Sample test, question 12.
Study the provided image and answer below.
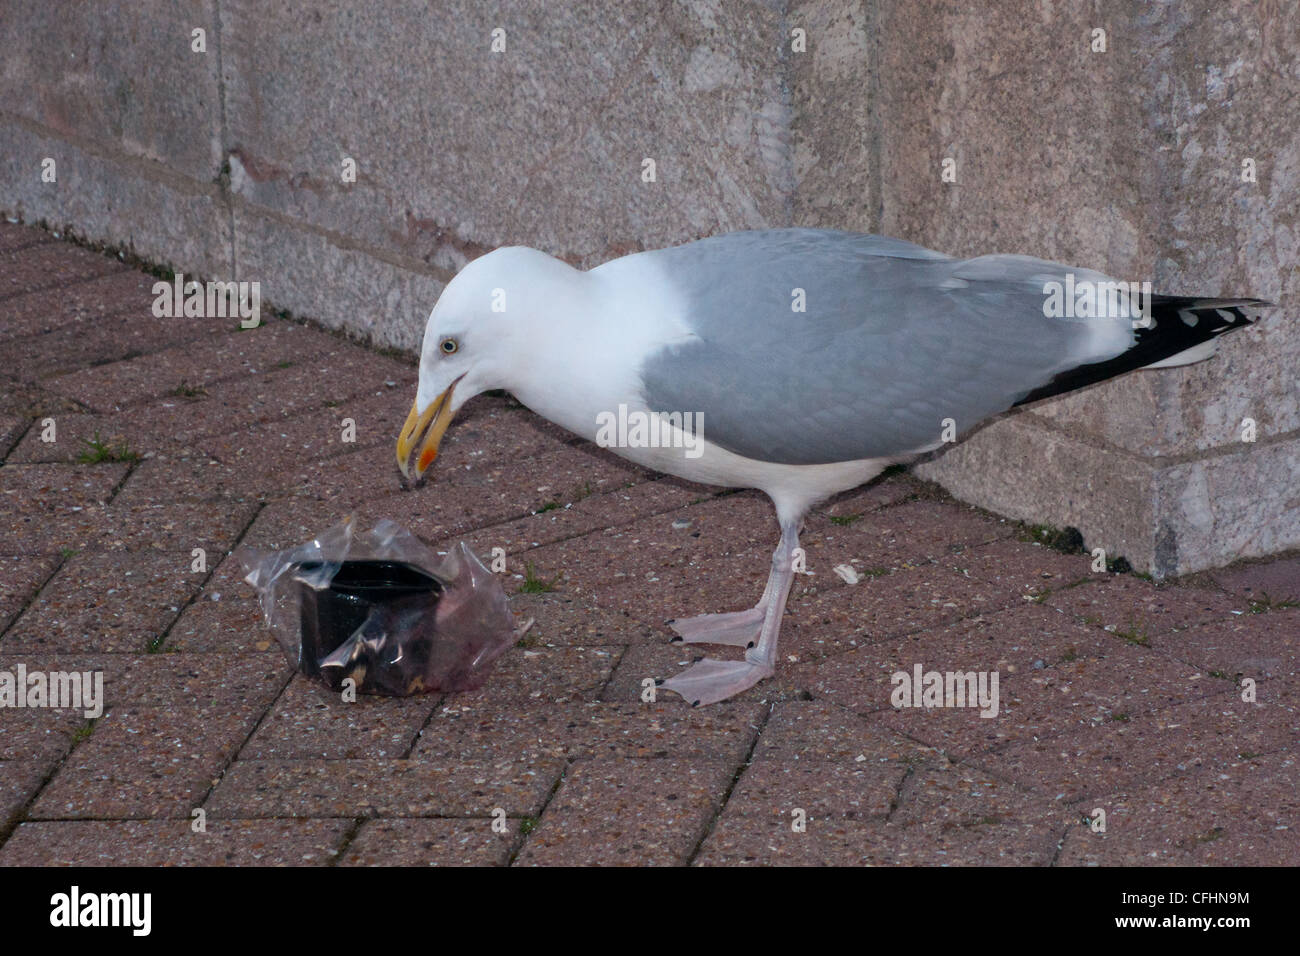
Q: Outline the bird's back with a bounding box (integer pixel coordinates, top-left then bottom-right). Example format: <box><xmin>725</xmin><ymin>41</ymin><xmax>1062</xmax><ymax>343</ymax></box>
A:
<box><xmin>636</xmin><ymin>228</ymin><xmax>1141</xmax><ymax>465</ymax></box>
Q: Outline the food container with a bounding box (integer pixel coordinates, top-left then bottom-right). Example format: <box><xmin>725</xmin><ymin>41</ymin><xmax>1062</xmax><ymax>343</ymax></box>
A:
<box><xmin>241</xmin><ymin>518</ymin><xmax>517</xmax><ymax>696</ymax></box>
<box><xmin>291</xmin><ymin>559</ymin><xmax>441</xmax><ymax>678</ymax></box>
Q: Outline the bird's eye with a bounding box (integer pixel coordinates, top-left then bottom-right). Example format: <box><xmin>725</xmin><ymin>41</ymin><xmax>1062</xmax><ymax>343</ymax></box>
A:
<box><xmin>440</xmin><ymin>338</ymin><xmax>458</xmax><ymax>355</ymax></box>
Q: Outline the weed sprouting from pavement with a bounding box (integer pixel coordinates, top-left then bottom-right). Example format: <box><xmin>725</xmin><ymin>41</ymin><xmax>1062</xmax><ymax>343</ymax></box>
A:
<box><xmin>77</xmin><ymin>432</ymin><xmax>140</xmax><ymax>464</ymax></box>
<box><xmin>519</xmin><ymin>562</ymin><xmax>560</xmax><ymax>594</ymax></box>
<box><xmin>1249</xmin><ymin>592</ymin><xmax>1300</xmax><ymax>613</ymax></box>
<box><xmin>1114</xmin><ymin>618</ymin><xmax>1151</xmax><ymax>647</ymax></box>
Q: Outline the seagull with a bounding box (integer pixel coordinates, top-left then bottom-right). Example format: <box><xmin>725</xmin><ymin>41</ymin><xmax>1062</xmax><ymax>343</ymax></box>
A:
<box><xmin>396</xmin><ymin>228</ymin><xmax>1269</xmax><ymax>706</ymax></box>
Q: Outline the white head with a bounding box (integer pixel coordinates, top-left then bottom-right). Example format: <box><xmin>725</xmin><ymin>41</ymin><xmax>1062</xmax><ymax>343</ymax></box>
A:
<box><xmin>396</xmin><ymin>246</ymin><xmax>579</xmax><ymax>484</ymax></box>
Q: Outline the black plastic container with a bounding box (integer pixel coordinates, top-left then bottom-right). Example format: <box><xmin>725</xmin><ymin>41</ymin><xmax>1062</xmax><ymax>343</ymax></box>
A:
<box><xmin>291</xmin><ymin>559</ymin><xmax>441</xmax><ymax>675</ymax></box>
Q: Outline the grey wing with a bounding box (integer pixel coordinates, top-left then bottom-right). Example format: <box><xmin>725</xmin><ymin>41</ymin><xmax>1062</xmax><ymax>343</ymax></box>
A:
<box><xmin>639</xmin><ymin>229</ymin><xmax>1134</xmax><ymax>465</ymax></box>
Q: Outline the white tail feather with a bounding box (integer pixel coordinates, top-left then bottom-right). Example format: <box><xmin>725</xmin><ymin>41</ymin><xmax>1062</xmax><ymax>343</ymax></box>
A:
<box><xmin>1143</xmin><ymin>339</ymin><xmax>1219</xmax><ymax>369</ymax></box>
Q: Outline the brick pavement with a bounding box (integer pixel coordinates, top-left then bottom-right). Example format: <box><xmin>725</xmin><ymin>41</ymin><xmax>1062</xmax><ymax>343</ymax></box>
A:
<box><xmin>0</xmin><ymin>224</ymin><xmax>1295</xmax><ymax>865</ymax></box>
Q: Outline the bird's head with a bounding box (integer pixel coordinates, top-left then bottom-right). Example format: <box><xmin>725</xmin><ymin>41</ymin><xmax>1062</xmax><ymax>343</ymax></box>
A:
<box><xmin>396</xmin><ymin>246</ymin><xmax>576</xmax><ymax>485</ymax></box>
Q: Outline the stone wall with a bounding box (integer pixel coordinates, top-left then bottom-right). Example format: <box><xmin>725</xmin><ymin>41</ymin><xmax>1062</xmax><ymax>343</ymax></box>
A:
<box><xmin>2</xmin><ymin>0</ymin><xmax>1295</xmax><ymax>575</ymax></box>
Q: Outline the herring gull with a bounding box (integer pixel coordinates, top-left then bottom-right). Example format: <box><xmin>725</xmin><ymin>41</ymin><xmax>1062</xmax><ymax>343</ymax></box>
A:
<box><xmin>396</xmin><ymin>228</ymin><xmax>1269</xmax><ymax>705</ymax></box>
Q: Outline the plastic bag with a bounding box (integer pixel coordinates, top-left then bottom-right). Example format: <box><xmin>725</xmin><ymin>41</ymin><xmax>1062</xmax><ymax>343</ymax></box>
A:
<box><xmin>240</xmin><ymin>517</ymin><xmax>516</xmax><ymax>695</ymax></box>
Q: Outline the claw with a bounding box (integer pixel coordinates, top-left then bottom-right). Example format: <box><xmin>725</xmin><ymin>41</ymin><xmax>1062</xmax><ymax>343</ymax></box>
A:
<box><xmin>658</xmin><ymin>657</ymin><xmax>774</xmax><ymax>707</ymax></box>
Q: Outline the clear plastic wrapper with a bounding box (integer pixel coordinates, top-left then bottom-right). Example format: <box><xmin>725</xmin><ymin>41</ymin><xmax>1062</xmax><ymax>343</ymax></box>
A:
<box><xmin>240</xmin><ymin>518</ymin><xmax>516</xmax><ymax>695</ymax></box>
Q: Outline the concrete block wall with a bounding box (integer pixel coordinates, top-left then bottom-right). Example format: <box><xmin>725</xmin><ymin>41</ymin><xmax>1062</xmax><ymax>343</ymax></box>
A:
<box><xmin>2</xmin><ymin>0</ymin><xmax>1295</xmax><ymax>576</ymax></box>
<box><xmin>861</xmin><ymin>0</ymin><xmax>1299</xmax><ymax>576</ymax></box>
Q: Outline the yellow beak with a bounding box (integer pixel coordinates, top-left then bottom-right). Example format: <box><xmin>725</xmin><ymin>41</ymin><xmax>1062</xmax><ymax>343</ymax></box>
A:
<box><xmin>396</xmin><ymin>379</ymin><xmax>460</xmax><ymax>483</ymax></box>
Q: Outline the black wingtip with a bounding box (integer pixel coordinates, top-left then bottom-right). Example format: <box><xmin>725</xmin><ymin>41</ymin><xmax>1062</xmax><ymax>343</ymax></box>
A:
<box><xmin>1015</xmin><ymin>293</ymin><xmax>1272</xmax><ymax>407</ymax></box>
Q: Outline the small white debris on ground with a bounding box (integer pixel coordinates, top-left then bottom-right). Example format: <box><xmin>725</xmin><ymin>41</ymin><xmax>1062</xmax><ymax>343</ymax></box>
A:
<box><xmin>833</xmin><ymin>564</ymin><xmax>860</xmax><ymax>584</ymax></box>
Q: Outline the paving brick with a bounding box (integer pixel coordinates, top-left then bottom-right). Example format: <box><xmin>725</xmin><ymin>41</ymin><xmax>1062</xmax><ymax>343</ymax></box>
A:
<box><xmin>236</xmin><ymin>494</ymin><xmax>349</xmax><ymax>551</ymax></box>
<box><xmin>0</xmin><ymin>696</ymin><xmax>90</xmax><ymax>764</ymax></box>
<box><xmin>0</xmin><ymin>552</ymin><xmax>60</xmax><ymax>633</ymax></box>
<box><xmin>803</xmin><ymin>500</ymin><xmax>1016</xmax><ymax>576</ymax></box>
<box><xmin>0</xmin><ymin>652</ymin><xmax>285</xmax><ymax>717</ymax></box>
<box><xmin>0</xmin><ymin>376</ymin><xmax>84</xmax><ymax>420</ymax></box>
<box><xmin>876</xmin><ymin>643</ymin><xmax>1215</xmax><ymax>758</ymax></box>
<box><xmin>0</xmin><ymin>818</ymin><xmax>353</xmax><ymax>866</ymax></box>
<box><xmin>0</xmin><ymin>759</ymin><xmax>50</xmax><ymax>832</ymax></box>
<box><xmin>163</xmin><ymin>552</ymin><xmax>279</xmax><ymax>653</ymax></box>
<box><xmin>86</xmin><ymin>348</ymin><xmax>412</xmax><ymax>449</ymax></box>
<box><xmin>1045</xmin><ymin>574</ymin><xmax>1251</xmax><ymax>636</ymax></box>
<box><xmin>891</xmin><ymin>760</ymin><xmax>1075</xmax><ymax>829</ymax></box>
<box><xmin>753</xmin><ymin>700</ymin><xmax>938</xmax><ymax>763</ymax></box>
<box><xmin>369</xmin><ymin>443</ymin><xmax>655</xmax><ymax>548</ymax></box>
<box><xmin>193</xmin><ymin>383</ymin><xmax>412</xmax><ymax>465</ymax></box>
<box><xmin>797</xmin><ymin>603</ymin><xmax>1119</xmax><ymax>714</ymax></box>
<box><xmin>21</xmin><ymin>365</ymin><xmax>379</xmax><ymax>477</ymax></box>
<box><xmin>0</xmin><ymin>654</ymin><xmax>127</xmax><ymax>732</ymax></box>
<box><xmin>975</xmin><ymin>683</ymin><xmax>1299</xmax><ymax>803</ymax></box>
<box><xmin>29</xmin><ymin>703</ymin><xmax>267</xmax><ymax>819</ymax></box>
<box><xmin>413</xmin><ymin>698</ymin><xmax>765</xmax><ymax>764</ymax></box>
<box><xmin>515</xmin><ymin>758</ymin><xmax>734</xmax><ymax>865</ymax></box>
<box><xmin>813</xmin><ymin>472</ymin><xmax>918</xmax><ymax>517</ymax></box>
<box><xmin>1212</xmin><ymin>556</ymin><xmax>1300</xmax><ymax>604</ymax></box>
<box><xmin>260</xmin><ymin>348</ymin><xmax>415</xmax><ymax>412</ymax></box>
<box><xmin>780</xmin><ymin>562</ymin><xmax>1023</xmax><ymax>664</ymax></box>
<box><xmin>296</xmin><ymin>398</ymin><xmax>572</xmax><ymax>506</ymax></box>
<box><xmin>727</xmin><ymin>758</ymin><xmax>904</xmax><ymax>823</ymax></box>
<box><xmin>695</xmin><ymin>811</ymin><xmax>1065</xmax><ymax>865</ymax></box>
<box><xmin>498</xmin><ymin>592</ymin><xmax>659</xmax><ymax>646</ymax></box>
<box><xmin>0</xmin><ymin>417</ymin><xmax>28</xmax><ymax>458</ymax></box>
<box><xmin>3</xmin><ymin>238</ymin><xmax>1297</xmax><ymax>868</ymax></box>
<box><xmin>241</xmin><ymin>439</ymin><xmax>648</xmax><ymax>549</ymax></box>
<box><xmin>4</xmin><ymin>413</ymin><xmax>180</xmax><ymax>464</ymax></box>
<box><xmin>693</xmin><ymin>810</ymin><xmax>882</xmax><ymax>865</ymax></box>
<box><xmin>944</xmin><ymin>536</ymin><xmax>1095</xmax><ymax>599</ymax></box>
<box><xmin>9</xmin><ymin>307</ymin><xmax>230</xmax><ymax>381</ymax></box>
<box><xmin>112</xmin><ymin>653</ymin><xmax>289</xmax><ymax>710</ymax></box>
<box><xmin>0</xmin><ymin>222</ymin><xmax>49</xmax><ymax>253</ymax></box>
<box><xmin>445</xmin><ymin>645</ymin><xmax>619</xmax><ymax>705</ymax></box>
<box><xmin>0</xmin><ymin>461</ymin><xmax>129</xmax><ymax>515</ymax></box>
<box><xmin>204</xmin><ymin>759</ymin><xmax>565</xmax><ymax>818</ymax></box>
<box><xmin>0</xmin><ymin>269</ymin><xmax>160</xmax><ymax>341</ymax></box>
<box><xmin>437</xmin><ymin>476</ymin><xmax>701</xmax><ymax>563</ymax></box>
<box><xmin>241</xmin><ymin>678</ymin><xmax>438</xmax><ymax>759</ymax></box>
<box><xmin>518</xmin><ymin>493</ymin><xmax>786</xmax><ymax>625</ymax></box>
<box><xmin>109</xmin><ymin>422</ymin><xmax>399</xmax><ymax>507</ymax></box>
<box><xmin>0</xmin><ymin>242</ymin><xmax>122</xmax><ymax>299</ymax></box>
<box><xmin>92</xmin><ymin>355</ymin><xmax>376</xmax><ymax>446</ymax></box>
<box><xmin>271</xmin><ymin>442</ymin><xmax>412</xmax><ymax>504</ymax></box>
<box><xmin>47</xmin><ymin>320</ymin><xmax>342</xmax><ymax>412</ymax></box>
<box><xmin>108</xmin><ymin>455</ymin><xmax>280</xmax><ymax>504</ymax></box>
<box><xmin>0</xmin><ymin>498</ymin><xmax>259</xmax><ymax>555</ymax></box>
<box><xmin>3</xmin><ymin>549</ymin><xmax>201</xmax><ymax>653</ymax></box>
<box><xmin>1154</xmin><ymin>609</ymin><xmax>1300</xmax><ymax>680</ymax></box>
<box><xmin>1057</xmin><ymin>751</ymin><xmax>1300</xmax><ymax>865</ymax></box>
<box><xmin>339</xmin><ymin>818</ymin><xmax>514</xmax><ymax>866</ymax></box>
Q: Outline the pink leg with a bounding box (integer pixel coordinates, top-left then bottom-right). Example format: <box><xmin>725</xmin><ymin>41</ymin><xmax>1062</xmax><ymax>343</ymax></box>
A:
<box><xmin>659</xmin><ymin>523</ymin><xmax>799</xmax><ymax>706</ymax></box>
<box><xmin>668</xmin><ymin>545</ymin><xmax>786</xmax><ymax>647</ymax></box>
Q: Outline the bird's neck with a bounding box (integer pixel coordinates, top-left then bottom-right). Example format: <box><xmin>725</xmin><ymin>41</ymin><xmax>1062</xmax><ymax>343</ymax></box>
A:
<box><xmin>506</xmin><ymin>253</ymin><xmax>693</xmax><ymax>443</ymax></box>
